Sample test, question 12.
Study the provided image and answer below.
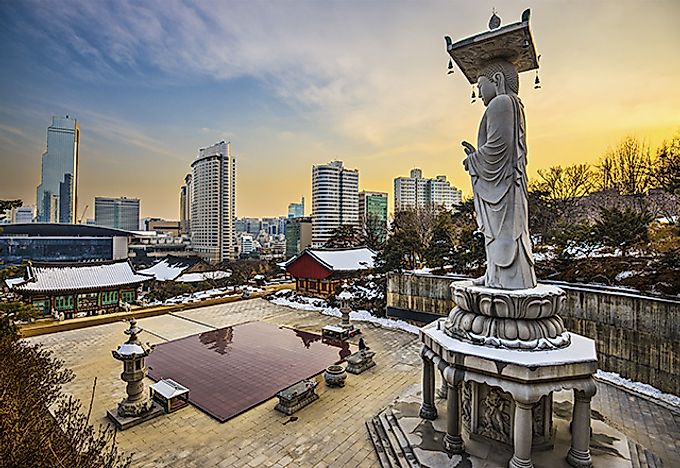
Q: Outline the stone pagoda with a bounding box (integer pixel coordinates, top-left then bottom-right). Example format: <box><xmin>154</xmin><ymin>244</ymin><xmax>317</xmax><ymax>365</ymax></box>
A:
<box><xmin>418</xmin><ymin>9</ymin><xmax>598</xmax><ymax>468</ymax></box>
<box><xmin>107</xmin><ymin>318</ymin><xmax>163</xmax><ymax>430</ymax></box>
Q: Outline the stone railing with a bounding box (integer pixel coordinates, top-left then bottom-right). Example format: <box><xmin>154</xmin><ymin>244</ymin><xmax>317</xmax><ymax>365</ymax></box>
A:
<box><xmin>386</xmin><ymin>271</ymin><xmax>680</xmax><ymax>396</ymax></box>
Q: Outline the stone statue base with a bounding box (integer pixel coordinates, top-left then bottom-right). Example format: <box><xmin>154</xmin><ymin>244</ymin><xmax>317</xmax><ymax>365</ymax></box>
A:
<box><xmin>419</xmin><ymin>320</ymin><xmax>598</xmax><ymax>468</ymax></box>
<box><xmin>117</xmin><ymin>395</ymin><xmax>154</xmax><ymax>418</ymax></box>
<box><xmin>463</xmin><ymin>381</ymin><xmax>554</xmax><ymax>451</ymax></box>
<box><xmin>444</xmin><ymin>280</ymin><xmax>571</xmax><ymax>350</ymax></box>
<box><xmin>346</xmin><ymin>350</ymin><xmax>376</xmax><ymax>374</ymax></box>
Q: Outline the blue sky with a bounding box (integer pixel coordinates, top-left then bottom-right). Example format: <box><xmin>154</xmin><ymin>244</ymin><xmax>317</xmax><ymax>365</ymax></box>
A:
<box><xmin>1</xmin><ymin>1</ymin><xmax>679</xmax><ymax>219</ymax></box>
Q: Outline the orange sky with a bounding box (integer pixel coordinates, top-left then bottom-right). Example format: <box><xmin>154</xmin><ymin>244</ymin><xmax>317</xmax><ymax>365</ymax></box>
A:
<box><xmin>1</xmin><ymin>1</ymin><xmax>679</xmax><ymax>220</ymax></box>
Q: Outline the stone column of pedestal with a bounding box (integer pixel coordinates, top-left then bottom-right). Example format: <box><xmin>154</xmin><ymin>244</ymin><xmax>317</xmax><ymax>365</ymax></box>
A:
<box><xmin>566</xmin><ymin>386</ymin><xmax>596</xmax><ymax>468</ymax></box>
<box><xmin>437</xmin><ymin>371</ymin><xmax>448</xmax><ymax>399</ymax></box>
<box><xmin>419</xmin><ymin>348</ymin><xmax>437</xmax><ymax>420</ymax></box>
<box><xmin>444</xmin><ymin>378</ymin><xmax>465</xmax><ymax>454</ymax></box>
<box><xmin>509</xmin><ymin>400</ymin><xmax>534</xmax><ymax>468</ymax></box>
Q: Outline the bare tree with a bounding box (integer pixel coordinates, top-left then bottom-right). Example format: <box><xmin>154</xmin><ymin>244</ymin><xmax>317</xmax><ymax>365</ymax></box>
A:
<box><xmin>532</xmin><ymin>163</ymin><xmax>594</xmax><ymax>220</ymax></box>
<box><xmin>596</xmin><ymin>137</ymin><xmax>653</xmax><ymax>197</ymax></box>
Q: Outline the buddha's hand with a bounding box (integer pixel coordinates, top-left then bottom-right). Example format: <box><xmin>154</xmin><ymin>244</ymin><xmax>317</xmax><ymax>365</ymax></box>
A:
<box><xmin>462</xmin><ymin>141</ymin><xmax>476</xmax><ymax>155</ymax></box>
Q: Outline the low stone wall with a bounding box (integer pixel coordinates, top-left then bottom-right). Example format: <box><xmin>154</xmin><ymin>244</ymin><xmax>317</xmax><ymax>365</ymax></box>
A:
<box><xmin>387</xmin><ymin>272</ymin><xmax>680</xmax><ymax>396</ymax></box>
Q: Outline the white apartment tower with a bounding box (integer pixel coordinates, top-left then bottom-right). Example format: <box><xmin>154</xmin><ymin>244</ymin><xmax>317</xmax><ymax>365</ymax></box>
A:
<box><xmin>394</xmin><ymin>168</ymin><xmax>462</xmax><ymax>212</ymax></box>
<box><xmin>190</xmin><ymin>141</ymin><xmax>236</xmax><ymax>263</ymax></box>
<box><xmin>311</xmin><ymin>160</ymin><xmax>359</xmax><ymax>247</ymax></box>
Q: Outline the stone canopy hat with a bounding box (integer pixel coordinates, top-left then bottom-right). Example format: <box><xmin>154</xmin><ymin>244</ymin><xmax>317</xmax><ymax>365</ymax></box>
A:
<box><xmin>445</xmin><ymin>9</ymin><xmax>539</xmax><ymax>85</ymax></box>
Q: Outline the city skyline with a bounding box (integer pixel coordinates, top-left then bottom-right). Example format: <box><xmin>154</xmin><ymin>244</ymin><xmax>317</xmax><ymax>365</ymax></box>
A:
<box><xmin>1</xmin><ymin>1</ymin><xmax>679</xmax><ymax>220</ymax></box>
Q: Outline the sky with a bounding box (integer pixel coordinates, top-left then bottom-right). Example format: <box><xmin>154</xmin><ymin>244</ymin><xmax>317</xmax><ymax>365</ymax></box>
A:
<box><xmin>0</xmin><ymin>0</ymin><xmax>679</xmax><ymax>220</ymax></box>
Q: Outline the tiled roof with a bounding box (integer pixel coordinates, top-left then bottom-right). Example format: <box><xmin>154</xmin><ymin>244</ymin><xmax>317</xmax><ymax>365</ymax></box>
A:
<box><xmin>286</xmin><ymin>247</ymin><xmax>376</xmax><ymax>272</ymax></box>
<box><xmin>9</xmin><ymin>260</ymin><xmax>152</xmax><ymax>293</ymax></box>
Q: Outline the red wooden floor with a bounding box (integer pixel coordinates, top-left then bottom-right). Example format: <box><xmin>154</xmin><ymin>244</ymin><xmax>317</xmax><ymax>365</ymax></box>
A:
<box><xmin>146</xmin><ymin>321</ymin><xmax>352</xmax><ymax>422</ymax></box>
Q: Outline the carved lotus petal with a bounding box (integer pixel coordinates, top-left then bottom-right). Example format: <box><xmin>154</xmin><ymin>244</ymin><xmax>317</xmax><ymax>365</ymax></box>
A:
<box><xmin>493</xmin><ymin>297</ymin><xmax>511</xmax><ymax>318</ymax></box>
<box><xmin>478</xmin><ymin>296</ymin><xmax>493</xmax><ymax>315</ymax></box>
<box><xmin>525</xmin><ymin>298</ymin><xmax>553</xmax><ymax>318</ymax></box>
<box><xmin>504</xmin><ymin>320</ymin><xmax>518</xmax><ymax>340</ymax></box>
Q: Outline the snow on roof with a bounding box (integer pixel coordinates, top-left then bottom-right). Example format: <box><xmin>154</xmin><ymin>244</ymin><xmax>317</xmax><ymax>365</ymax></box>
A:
<box><xmin>4</xmin><ymin>277</ymin><xmax>24</xmax><ymax>289</ymax></box>
<box><xmin>150</xmin><ymin>379</ymin><xmax>189</xmax><ymax>399</ymax></box>
<box><xmin>175</xmin><ymin>270</ymin><xmax>232</xmax><ymax>283</ymax></box>
<box><xmin>115</xmin><ymin>342</ymin><xmax>146</xmax><ymax>357</ymax></box>
<box><xmin>307</xmin><ymin>247</ymin><xmax>376</xmax><ymax>271</ymax></box>
<box><xmin>138</xmin><ymin>258</ymin><xmax>188</xmax><ymax>281</ymax></box>
<box><xmin>10</xmin><ymin>260</ymin><xmax>152</xmax><ymax>293</ymax></box>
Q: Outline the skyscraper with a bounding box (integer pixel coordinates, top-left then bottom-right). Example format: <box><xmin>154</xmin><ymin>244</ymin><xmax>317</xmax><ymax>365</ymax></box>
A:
<box><xmin>179</xmin><ymin>173</ymin><xmax>192</xmax><ymax>235</ymax></box>
<box><xmin>287</xmin><ymin>196</ymin><xmax>305</xmax><ymax>219</ymax></box>
<box><xmin>359</xmin><ymin>191</ymin><xmax>388</xmax><ymax>244</ymax></box>
<box><xmin>36</xmin><ymin>115</ymin><xmax>80</xmax><ymax>223</ymax></box>
<box><xmin>394</xmin><ymin>168</ymin><xmax>462</xmax><ymax>212</ymax></box>
<box><xmin>311</xmin><ymin>160</ymin><xmax>359</xmax><ymax>247</ymax></box>
<box><xmin>94</xmin><ymin>197</ymin><xmax>140</xmax><ymax>231</ymax></box>
<box><xmin>190</xmin><ymin>141</ymin><xmax>236</xmax><ymax>263</ymax></box>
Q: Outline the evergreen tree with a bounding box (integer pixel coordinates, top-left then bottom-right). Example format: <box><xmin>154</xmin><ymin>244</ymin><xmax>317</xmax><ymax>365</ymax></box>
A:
<box><xmin>377</xmin><ymin>210</ymin><xmax>424</xmax><ymax>271</ymax></box>
<box><xmin>324</xmin><ymin>224</ymin><xmax>362</xmax><ymax>249</ymax></box>
<box><xmin>424</xmin><ymin>210</ymin><xmax>456</xmax><ymax>269</ymax></box>
<box><xmin>594</xmin><ymin>207</ymin><xmax>653</xmax><ymax>257</ymax></box>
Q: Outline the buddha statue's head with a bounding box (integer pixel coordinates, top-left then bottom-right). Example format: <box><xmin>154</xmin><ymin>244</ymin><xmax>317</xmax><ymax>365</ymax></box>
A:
<box><xmin>477</xmin><ymin>59</ymin><xmax>519</xmax><ymax>106</ymax></box>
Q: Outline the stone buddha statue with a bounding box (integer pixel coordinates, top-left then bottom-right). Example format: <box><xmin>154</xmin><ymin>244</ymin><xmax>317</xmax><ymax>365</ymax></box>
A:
<box><xmin>461</xmin><ymin>59</ymin><xmax>537</xmax><ymax>290</ymax></box>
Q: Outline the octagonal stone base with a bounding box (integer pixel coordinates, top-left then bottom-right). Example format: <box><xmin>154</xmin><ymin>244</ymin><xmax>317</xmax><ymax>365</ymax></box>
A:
<box><xmin>444</xmin><ymin>280</ymin><xmax>571</xmax><ymax>350</ymax></box>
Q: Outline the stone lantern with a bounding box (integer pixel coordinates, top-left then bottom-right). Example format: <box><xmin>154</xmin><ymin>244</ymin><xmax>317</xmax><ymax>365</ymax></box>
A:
<box><xmin>337</xmin><ymin>283</ymin><xmax>354</xmax><ymax>330</ymax></box>
<box><xmin>107</xmin><ymin>318</ymin><xmax>162</xmax><ymax>429</ymax></box>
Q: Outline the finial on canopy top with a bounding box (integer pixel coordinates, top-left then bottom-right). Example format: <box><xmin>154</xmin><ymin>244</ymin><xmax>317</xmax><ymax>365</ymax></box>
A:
<box><xmin>489</xmin><ymin>8</ymin><xmax>501</xmax><ymax>30</ymax></box>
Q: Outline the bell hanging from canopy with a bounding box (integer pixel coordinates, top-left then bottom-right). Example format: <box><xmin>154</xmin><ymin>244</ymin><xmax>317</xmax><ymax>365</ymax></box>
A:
<box><xmin>471</xmin><ymin>86</ymin><xmax>476</xmax><ymax>104</ymax></box>
<box><xmin>447</xmin><ymin>59</ymin><xmax>454</xmax><ymax>75</ymax></box>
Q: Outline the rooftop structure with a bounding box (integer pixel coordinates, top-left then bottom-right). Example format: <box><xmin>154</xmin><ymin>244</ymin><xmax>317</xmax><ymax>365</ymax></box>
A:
<box><xmin>284</xmin><ymin>246</ymin><xmax>376</xmax><ymax>297</ymax></box>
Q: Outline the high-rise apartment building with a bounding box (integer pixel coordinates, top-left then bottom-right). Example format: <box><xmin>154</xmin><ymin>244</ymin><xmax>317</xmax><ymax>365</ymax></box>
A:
<box><xmin>394</xmin><ymin>168</ymin><xmax>462</xmax><ymax>212</ymax></box>
<box><xmin>179</xmin><ymin>173</ymin><xmax>192</xmax><ymax>235</ymax></box>
<box><xmin>288</xmin><ymin>197</ymin><xmax>305</xmax><ymax>218</ymax></box>
<box><xmin>12</xmin><ymin>206</ymin><xmax>34</xmax><ymax>224</ymax></box>
<box><xmin>359</xmin><ymin>191</ymin><xmax>388</xmax><ymax>243</ymax></box>
<box><xmin>190</xmin><ymin>141</ymin><xmax>236</xmax><ymax>263</ymax></box>
<box><xmin>36</xmin><ymin>115</ymin><xmax>80</xmax><ymax>223</ymax></box>
<box><xmin>311</xmin><ymin>160</ymin><xmax>359</xmax><ymax>247</ymax></box>
<box><xmin>94</xmin><ymin>197</ymin><xmax>140</xmax><ymax>231</ymax></box>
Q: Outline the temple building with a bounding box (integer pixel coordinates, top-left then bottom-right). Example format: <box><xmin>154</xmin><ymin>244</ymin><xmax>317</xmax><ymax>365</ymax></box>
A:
<box><xmin>6</xmin><ymin>259</ymin><xmax>152</xmax><ymax>319</ymax></box>
<box><xmin>284</xmin><ymin>247</ymin><xmax>375</xmax><ymax>297</ymax></box>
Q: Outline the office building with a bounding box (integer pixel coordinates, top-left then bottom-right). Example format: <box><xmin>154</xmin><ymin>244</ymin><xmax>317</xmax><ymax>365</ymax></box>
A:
<box><xmin>394</xmin><ymin>168</ymin><xmax>462</xmax><ymax>212</ymax></box>
<box><xmin>12</xmin><ymin>206</ymin><xmax>34</xmax><ymax>224</ymax></box>
<box><xmin>179</xmin><ymin>173</ymin><xmax>192</xmax><ymax>235</ymax></box>
<box><xmin>36</xmin><ymin>115</ymin><xmax>80</xmax><ymax>223</ymax></box>
<box><xmin>359</xmin><ymin>191</ymin><xmax>388</xmax><ymax>243</ymax></box>
<box><xmin>311</xmin><ymin>160</ymin><xmax>359</xmax><ymax>247</ymax></box>
<box><xmin>95</xmin><ymin>197</ymin><xmax>140</xmax><ymax>231</ymax></box>
<box><xmin>288</xmin><ymin>197</ymin><xmax>305</xmax><ymax>218</ymax></box>
<box><xmin>145</xmin><ymin>219</ymin><xmax>181</xmax><ymax>236</ymax></box>
<box><xmin>190</xmin><ymin>141</ymin><xmax>236</xmax><ymax>263</ymax></box>
<box><xmin>285</xmin><ymin>216</ymin><xmax>313</xmax><ymax>259</ymax></box>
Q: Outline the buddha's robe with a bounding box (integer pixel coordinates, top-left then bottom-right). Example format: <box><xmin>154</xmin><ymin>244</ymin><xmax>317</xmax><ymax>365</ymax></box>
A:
<box><xmin>465</xmin><ymin>93</ymin><xmax>537</xmax><ymax>290</ymax></box>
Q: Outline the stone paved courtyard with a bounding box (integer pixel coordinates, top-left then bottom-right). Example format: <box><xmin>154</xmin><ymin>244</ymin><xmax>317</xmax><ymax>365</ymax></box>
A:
<box><xmin>28</xmin><ymin>298</ymin><xmax>679</xmax><ymax>467</ymax></box>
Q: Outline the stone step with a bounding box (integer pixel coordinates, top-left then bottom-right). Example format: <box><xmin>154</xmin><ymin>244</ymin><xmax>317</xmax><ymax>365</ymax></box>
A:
<box><xmin>386</xmin><ymin>410</ymin><xmax>420</xmax><ymax>468</ymax></box>
<box><xmin>372</xmin><ymin>415</ymin><xmax>405</xmax><ymax>468</ymax></box>
<box><xmin>627</xmin><ymin>439</ymin><xmax>664</xmax><ymax>468</ymax></box>
<box><xmin>366</xmin><ymin>418</ymin><xmax>393</xmax><ymax>468</ymax></box>
<box><xmin>377</xmin><ymin>411</ymin><xmax>419</xmax><ymax>468</ymax></box>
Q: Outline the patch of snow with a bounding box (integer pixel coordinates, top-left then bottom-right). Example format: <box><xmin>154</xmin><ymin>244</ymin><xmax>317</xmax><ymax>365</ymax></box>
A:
<box><xmin>175</xmin><ymin>270</ymin><xmax>231</xmax><ymax>283</ymax></box>
<box><xmin>138</xmin><ymin>259</ymin><xmax>186</xmax><ymax>281</ymax></box>
<box><xmin>614</xmin><ymin>271</ymin><xmax>635</xmax><ymax>281</ymax></box>
<box><xmin>596</xmin><ymin>370</ymin><xmax>680</xmax><ymax>409</ymax></box>
<box><xmin>269</xmin><ymin>290</ymin><xmax>420</xmax><ymax>335</ymax></box>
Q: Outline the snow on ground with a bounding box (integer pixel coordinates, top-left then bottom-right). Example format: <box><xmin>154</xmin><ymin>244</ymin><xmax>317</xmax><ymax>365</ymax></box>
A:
<box><xmin>268</xmin><ymin>289</ymin><xmax>420</xmax><ymax>335</ymax></box>
<box><xmin>596</xmin><ymin>370</ymin><xmax>680</xmax><ymax>409</ymax></box>
<box><xmin>614</xmin><ymin>270</ymin><xmax>635</xmax><ymax>281</ymax></box>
